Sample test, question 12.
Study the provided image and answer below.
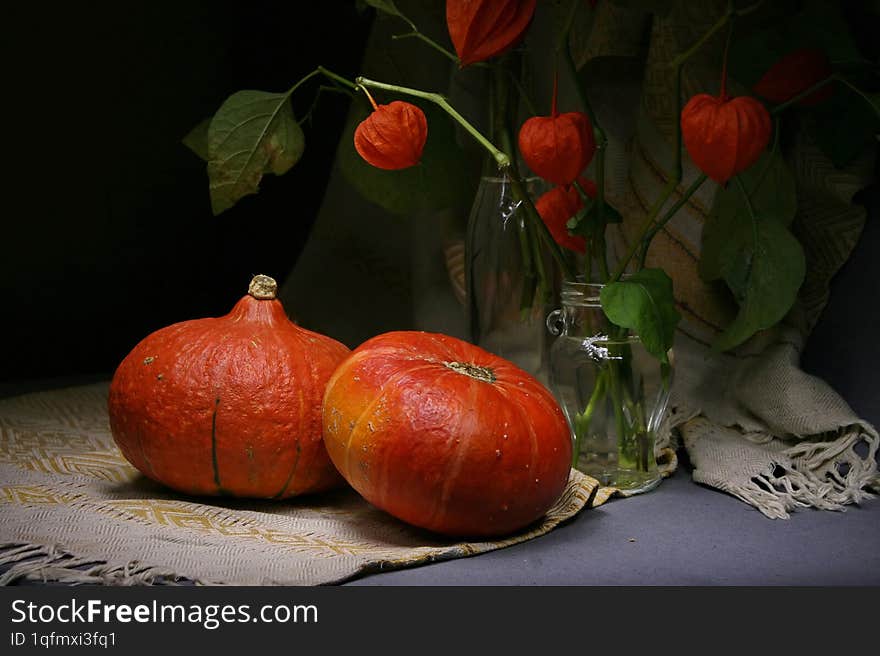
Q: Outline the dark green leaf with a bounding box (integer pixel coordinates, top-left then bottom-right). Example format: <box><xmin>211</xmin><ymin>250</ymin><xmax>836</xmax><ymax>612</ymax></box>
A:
<box><xmin>338</xmin><ymin>99</ymin><xmax>476</xmax><ymax>216</ymax></box>
<box><xmin>183</xmin><ymin>117</ymin><xmax>211</xmax><ymax>161</ymax></box>
<box><xmin>206</xmin><ymin>90</ymin><xmax>305</xmax><ymax>215</ymax></box>
<box><xmin>600</xmin><ymin>268</ymin><xmax>681</xmax><ymax>364</ymax></box>
<box><xmin>700</xmin><ymin>150</ymin><xmax>797</xmax><ymax>282</ymax></box>
<box><xmin>713</xmin><ymin>219</ymin><xmax>806</xmax><ymax>351</ymax></box>
<box><xmin>567</xmin><ymin>198</ymin><xmax>623</xmax><ymax>239</ymax></box>
<box><xmin>362</xmin><ymin>0</ymin><xmax>405</xmax><ymax>19</ymax></box>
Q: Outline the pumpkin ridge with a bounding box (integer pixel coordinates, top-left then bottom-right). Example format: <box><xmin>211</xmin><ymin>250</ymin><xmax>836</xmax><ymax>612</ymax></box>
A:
<box><xmin>273</xmin><ymin>442</ymin><xmax>302</xmax><ymax>499</ymax></box>
<box><xmin>210</xmin><ymin>397</ymin><xmax>227</xmax><ymax>494</ymax></box>
<box><xmin>430</xmin><ymin>373</ymin><xmax>480</xmax><ymax>529</ymax></box>
<box><xmin>342</xmin><ymin>362</ymin><xmax>439</xmax><ymax>478</ymax></box>
<box><xmin>492</xmin><ymin>380</ymin><xmax>540</xmax><ymax>479</ymax></box>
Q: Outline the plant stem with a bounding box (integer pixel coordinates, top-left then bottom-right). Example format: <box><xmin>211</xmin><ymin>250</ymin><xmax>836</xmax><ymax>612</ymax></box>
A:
<box><xmin>560</xmin><ymin>0</ymin><xmax>608</xmax><ymax>283</ymax></box>
<box><xmin>610</xmin><ymin>4</ymin><xmax>737</xmax><ymax>282</ymax></box>
<box><xmin>391</xmin><ymin>32</ymin><xmax>459</xmax><ymax>64</ymax></box>
<box><xmin>638</xmin><ymin>174</ymin><xmax>708</xmax><ymax>268</ymax></box>
<box><xmin>735</xmin><ymin>174</ymin><xmax>760</xmax><ymax>249</ymax></box>
<box><xmin>769</xmin><ymin>74</ymin><xmax>837</xmax><ymax>115</ymax></box>
<box><xmin>669</xmin><ymin>7</ymin><xmax>733</xmax><ymax>71</ymax></box>
<box><xmin>837</xmin><ymin>77</ymin><xmax>880</xmax><ymax>119</ymax></box>
<box><xmin>356</xmin><ymin>76</ymin><xmax>511</xmax><ymax>169</ymax></box>
<box><xmin>315</xmin><ymin>66</ymin><xmax>358</xmax><ymax>91</ymax></box>
<box><xmin>574</xmin><ymin>369</ymin><xmax>607</xmax><ymax>467</ymax></box>
<box><xmin>508</xmin><ymin>171</ymin><xmax>577</xmax><ymax>280</ymax></box>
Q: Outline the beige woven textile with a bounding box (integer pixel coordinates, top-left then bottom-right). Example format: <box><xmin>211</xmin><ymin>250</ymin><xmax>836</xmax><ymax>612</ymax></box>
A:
<box><xmin>0</xmin><ymin>383</ymin><xmax>604</xmax><ymax>586</ymax></box>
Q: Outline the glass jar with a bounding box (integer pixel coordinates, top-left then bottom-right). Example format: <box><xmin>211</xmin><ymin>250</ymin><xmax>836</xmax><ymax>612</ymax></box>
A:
<box><xmin>547</xmin><ymin>280</ymin><xmax>672</xmax><ymax>493</ymax></box>
<box><xmin>465</xmin><ymin>174</ymin><xmax>556</xmax><ymax>382</ymax></box>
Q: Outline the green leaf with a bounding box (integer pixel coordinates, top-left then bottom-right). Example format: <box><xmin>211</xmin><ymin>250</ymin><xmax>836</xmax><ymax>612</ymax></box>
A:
<box><xmin>206</xmin><ymin>90</ymin><xmax>305</xmax><ymax>215</ymax></box>
<box><xmin>600</xmin><ymin>268</ymin><xmax>681</xmax><ymax>364</ymax></box>
<box><xmin>700</xmin><ymin>149</ymin><xmax>797</xmax><ymax>282</ymax></box>
<box><xmin>713</xmin><ymin>219</ymin><xmax>806</xmax><ymax>351</ymax></box>
<box><xmin>361</xmin><ymin>0</ymin><xmax>405</xmax><ymax>19</ymax></box>
<box><xmin>567</xmin><ymin>198</ymin><xmax>623</xmax><ymax>240</ymax></box>
<box><xmin>183</xmin><ymin>117</ymin><xmax>211</xmax><ymax>161</ymax></box>
<box><xmin>338</xmin><ymin>99</ymin><xmax>476</xmax><ymax>216</ymax></box>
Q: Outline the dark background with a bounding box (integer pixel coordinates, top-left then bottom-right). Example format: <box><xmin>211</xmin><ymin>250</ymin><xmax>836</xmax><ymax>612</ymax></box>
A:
<box><xmin>2</xmin><ymin>0</ymin><xmax>372</xmax><ymax>385</ymax></box>
<box><xmin>2</xmin><ymin>0</ymin><xmax>878</xmax><ymax>408</ymax></box>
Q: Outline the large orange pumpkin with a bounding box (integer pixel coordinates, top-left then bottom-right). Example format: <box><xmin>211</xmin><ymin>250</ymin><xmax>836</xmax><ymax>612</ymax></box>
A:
<box><xmin>108</xmin><ymin>275</ymin><xmax>349</xmax><ymax>498</ymax></box>
<box><xmin>322</xmin><ymin>331</ymin><xmax>572</xmax><ymax>537</ymax></box>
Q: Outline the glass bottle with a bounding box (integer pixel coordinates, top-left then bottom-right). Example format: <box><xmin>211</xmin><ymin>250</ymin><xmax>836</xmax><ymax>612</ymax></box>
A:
<box><xmin>547</xmin><ymin>280</ymin><xmax>672</xmax><ymax>493</ymax></box>
<box><xmin>465</xmin><ymin>174</ymin><xmax>555</xmax><ymax>382</ymax></box>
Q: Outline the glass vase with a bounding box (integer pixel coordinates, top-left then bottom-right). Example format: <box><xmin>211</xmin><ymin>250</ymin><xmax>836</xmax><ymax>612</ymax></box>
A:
<box><xmin>465</xmin><ymin>174</ymin><xmax>556</xmax><ymax>382</ymax></box>
<box><xmin>546</xmin><ymin>280</ymin><xmax>672</xmax><ymax>493</ymax></box>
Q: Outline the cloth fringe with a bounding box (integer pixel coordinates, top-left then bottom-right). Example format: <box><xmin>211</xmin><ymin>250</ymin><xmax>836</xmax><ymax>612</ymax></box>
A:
<box><xmin>0</xmin><ymin>542</ymin><xmax>184</xmax><ymax>586</ymax></box>
<box><xmin>681</xmin><ymin>416</ymin><xmax>877</xmax><ymax>519</ymax></box>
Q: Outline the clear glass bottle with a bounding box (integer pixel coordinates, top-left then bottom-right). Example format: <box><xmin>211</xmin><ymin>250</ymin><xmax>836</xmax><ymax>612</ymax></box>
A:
<box><xmin>465</xmin><ymin>174</ymin><xmax>555</xmax><ymax>382</ymax></box>
<box><xmin>547</xmin><ymin>280</ymin><xmax>672</xmax><ymax>493</ymax></box>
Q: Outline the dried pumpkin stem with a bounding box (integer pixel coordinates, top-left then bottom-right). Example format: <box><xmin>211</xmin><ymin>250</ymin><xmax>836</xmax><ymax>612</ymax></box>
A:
<box><xmin>355</xmin><ymin>77</ymin><xmax>510</xmax><ymax>170</ymax></box>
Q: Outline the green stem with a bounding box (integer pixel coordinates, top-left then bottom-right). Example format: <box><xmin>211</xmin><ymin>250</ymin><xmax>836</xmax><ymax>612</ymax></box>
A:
<box><xmin>610</xmin><ymin>5</ymin><xmax>736</xmax><ymax>282</ymax></box>
<box><xmin>391</xmin><ymin>32</ymin><xmax>459</xmax><ymax>64</ymax></box>
<box><xmin>638</xmin><ymin>174</ymin><xmax>708</xmax><ymax>268</ymax></box>
<box><xmin>508</xmin><ymin>171</ymin><xmax>577</xmax><ymax>280</ymax></box>
<box><xmin>837</xmin><ymin>77</ymin><xmax>880</xmax><ymax>119</ymax></box>
<box><xmin>561</xmin><ymin>0</ymin><xmax>608</xmax><ymax>283</ymax></box>
<box><xmin>735</xmin><ymin>175</ymin><xmax>760</xmax><ymax>251</ymax></box>
<box><xmin>356</xmin><ymin>76</ymin><xmax>510</xmax><ymax>169</ymax></box>
<box><xmin>769</xmin><ymin>74</ymin><xmax>837</xmax><ymax>115</ymax></box>
<box><xmin>315</xmin><ymin>66</ymin><xmax>358</xmax><ymax>91</ymax></box>
<box><xmin>734</xmin><ymin>175</ymin><xmax>757</xmax><ymax>221</ymax></box>
<box><xmin>669</xmin><ymin>7</ymin><xmax>733</xmax><ymax>70</ymax></box>
<box><xmin>574</xmin><ymin>369</ymin><xmax>607</xmax><ymax>467</ymax></box>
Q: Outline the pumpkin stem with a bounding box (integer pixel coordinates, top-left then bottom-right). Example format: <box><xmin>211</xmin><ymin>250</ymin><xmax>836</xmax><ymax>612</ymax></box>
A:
<box><xmin>443</xmin><ymin>361</ymin><xmax>496</xmax><ymax>384</ymax></box>
<box><xmin>248</xmin><ymin>275</ymin><xmax>277</xmax><ymax>300</ymax></box>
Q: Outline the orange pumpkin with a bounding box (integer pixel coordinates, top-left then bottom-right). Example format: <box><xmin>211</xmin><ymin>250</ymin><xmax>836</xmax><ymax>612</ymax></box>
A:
<box><xmin>108</xmin><ymin>275</ymin><xmax>349</xmax><ymax>498</ymax></box>
<box><xmin>322</xmin><ymin>331</ymin><xmax>572</xmax><ymax>537</ymax></box>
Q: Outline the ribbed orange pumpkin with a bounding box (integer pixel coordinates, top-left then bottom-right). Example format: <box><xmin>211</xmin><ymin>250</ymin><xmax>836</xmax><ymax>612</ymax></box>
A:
<box><xmin>681</xmin><ymin>92</ymin><xmax>771</xmax><ymax>185</ymax></box>
<box><xmin>322</xmin><ymin>331</ymin><xmax>572</xmax><ymax>537</ymax></box>
<box><xmin>108</xmin><ymin>275</ymin><xmax>349</xmax><ymax>498</ymax></box>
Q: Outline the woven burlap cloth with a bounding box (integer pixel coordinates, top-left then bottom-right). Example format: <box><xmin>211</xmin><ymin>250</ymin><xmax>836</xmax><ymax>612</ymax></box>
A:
<box><xmin>0</xmin><ymin>384</ymin><xmax>605</xmax><ymax>585</ymax></box>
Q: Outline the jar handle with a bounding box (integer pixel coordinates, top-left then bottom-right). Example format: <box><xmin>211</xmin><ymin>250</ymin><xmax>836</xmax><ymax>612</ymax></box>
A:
<box><xmin>546</xmin><ymin>309</ymin><xmax>564</xmax><ymax>336</ymax></box>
